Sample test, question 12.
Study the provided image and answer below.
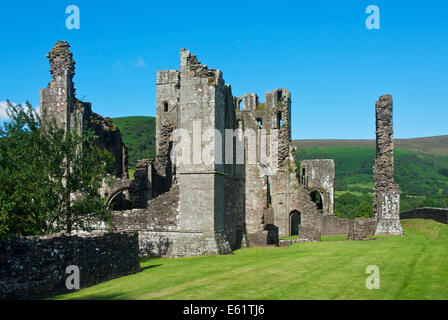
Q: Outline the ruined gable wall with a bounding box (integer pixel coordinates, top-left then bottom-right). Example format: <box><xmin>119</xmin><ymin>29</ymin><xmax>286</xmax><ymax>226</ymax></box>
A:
<box><xmin>300</xmin><ymin>159</ymin><xmax>335</xmax><ymax>214</ymax></box>
<box><xmin>40</xmin><ymin>41</ymin><xmax>128</xmax><ymax>179</ymax></box>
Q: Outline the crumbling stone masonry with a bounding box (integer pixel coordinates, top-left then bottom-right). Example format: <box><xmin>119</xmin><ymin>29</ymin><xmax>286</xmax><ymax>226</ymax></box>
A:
<box><xmin>373</xmin><ymin>95</ymin><xmax>404</xmax><ymax>235</ymax></box>
<box><xmin>39</xmin><ymin>41</ymin><xmax>398</xmax><ymax>256</ymax></box>
<box><xmin>40</xmin><ymin>41</ymin><xmax>128</xmax><ymax>179</ymax></box>
<box><xmin>236</xmin><ymin>89</ymin><xmax>324</xmax><ymax>242</ymax></box>
<box><xmin>299</xmin><ymin>159</ymin><xmax>335</xmax><ymax>215</ymax></box>
<box><xmin>347</xmin><ymin>219</ymin><xmax>377</xmax><ymax>241</ymax></box>
<box><xmin>103</xmin><ymin>48</ymin><xmax>327</xmax><ymax>254</ymax></box>
<box><xmin>0</xmin><ymin>232</ymin><xmax>140</xmax><ymax>300</ymax></box>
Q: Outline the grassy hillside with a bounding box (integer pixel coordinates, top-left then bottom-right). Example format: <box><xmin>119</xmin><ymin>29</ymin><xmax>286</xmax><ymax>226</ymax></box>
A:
<box><xmin>111</xmin><ymin>116</ymin><xmax>156</xmax><ymax>169</ymax></box>
<box><xmin>51</xmin><ymin>219</ymin><xmax>448</xmax><ymax>300</ymax></box>
<box><xmin>293</xmin><ymin>135</ymin><xmax>448</xmax><ymax>155</ymax></box>
<box><xmin>297</xmin><ymin>147</ymin><xmax>448</xmax><ymax>216</ymax></box>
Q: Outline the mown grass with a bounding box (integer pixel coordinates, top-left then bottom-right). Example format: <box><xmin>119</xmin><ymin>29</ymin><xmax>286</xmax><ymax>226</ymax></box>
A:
<box><xmin>52</xmin><ymin>220</ymin><xmax>448</xmax><ymax>300</ymax></box>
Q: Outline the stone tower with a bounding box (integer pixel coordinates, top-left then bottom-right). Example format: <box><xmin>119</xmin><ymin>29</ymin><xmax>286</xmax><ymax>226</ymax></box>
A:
<box><xmin>373</xmin><ymin>94</ymin><xmax>404</xmax><ymax>235</ymax></box>
<box><xmin>155</xmin><ymin>68</ymin><xmax>179</xmax><ymax>188</ymax></box>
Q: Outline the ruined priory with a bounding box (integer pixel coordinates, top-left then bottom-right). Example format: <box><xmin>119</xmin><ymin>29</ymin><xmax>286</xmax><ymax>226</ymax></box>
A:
<box><xmin>40</xmin><ymin>41</ymin><xmax>403</xmax><ymax>257</ymax></box>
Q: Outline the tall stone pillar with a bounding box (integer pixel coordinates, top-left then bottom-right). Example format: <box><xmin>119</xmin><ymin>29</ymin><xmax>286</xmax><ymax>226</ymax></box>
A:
<box><xmin>373</xmin><ymin>95</ymin><xmax>404</xmax><ymax>235</ymax></box>
<box><xmin>40</xmin><ymin>41</ymin><xmax>76</xmax><ymax>132</ymax></box>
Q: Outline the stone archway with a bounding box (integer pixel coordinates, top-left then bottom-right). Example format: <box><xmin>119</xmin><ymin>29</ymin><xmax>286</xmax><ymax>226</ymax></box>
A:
<box><xmin>105</xmin><ymin>179</ymin><xmax>132</xmax><ymax>210</ymax></box>
<box><xmin>290</xmin><ymin>211</ymin><xmax>301</xmax><ymax>236</ymax></box>
<box><xmin>310</xmin><ymin>190</ymin><xmax>324</xmax><ymax>211</ymax></box>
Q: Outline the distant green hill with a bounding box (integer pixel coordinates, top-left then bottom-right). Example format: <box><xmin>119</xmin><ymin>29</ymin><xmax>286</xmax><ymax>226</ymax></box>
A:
<box><xmin>293</xmin><ymin>135</ymin><xmax>448</xmax><ymax>155</ymax></box>
<box><xmin>297</xmin><ymin>147</ymin><xmax>448</xmax><ymax>216</ymax></box>
<box><xmin>111</xmin><ymin>116</ymin><xmax>156</xmax><ymax>168</ymax></box>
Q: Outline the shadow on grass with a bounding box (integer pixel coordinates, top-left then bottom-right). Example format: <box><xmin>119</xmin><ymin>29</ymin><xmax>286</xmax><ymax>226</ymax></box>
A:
<box><xmin>141</xmin><ymin>264</ymin><xmax>161</xmax><ymax>271</ymax></box>
<box><xmin>140</xmin><ymin>256</ymin><xmax>163</xmax><ymax>263</ymax></box>
<box><xmin>69</xmin><ymin>293</ymin><xmax>130</xmax><ymax>300</ymax></box>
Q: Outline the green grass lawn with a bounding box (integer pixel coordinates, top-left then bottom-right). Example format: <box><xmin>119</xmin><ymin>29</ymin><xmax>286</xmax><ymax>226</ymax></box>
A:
<box><xmin>52</xmin><ymin>219</ymin><xmax>448</xmax><ymax>300</ymax></box>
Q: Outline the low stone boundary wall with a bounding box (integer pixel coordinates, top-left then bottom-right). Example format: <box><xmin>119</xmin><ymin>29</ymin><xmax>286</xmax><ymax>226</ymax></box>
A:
<box><xmin>400</xmin><ymin>207</ymin><xmax>448</xmax><ymax>224</ymax></box>
<box><xmin>0</xmin><ymin>232</ymin><xmax>140</xmax><ymax>300</ymax></box>
<box><xmin>321</xmin><ymin>215</ymin><xmax>351</xmax><ymax>235</ymax></box>
<box><xmin>138</xmin><ymin>231</ymin><xmax>232</xmax><ymax>257</ymax></box>
<box><xmin>347</xmin><ymin>219</ymin><xmax>377</xmax><ymax>240</ymax></box>
<box><xmin>298</xmin><ymin>226</ymin><xmax>321</xmax><ymax>241</ymax></box>
<box><xmin>279</xmin><ymin>239</ymin><xmax>316</xmax><ymax>247</ymax></box>
<box><xmin>321</xmin><ymin>215</ymin><xmax>377</xmax><ymax>236</ymax></box>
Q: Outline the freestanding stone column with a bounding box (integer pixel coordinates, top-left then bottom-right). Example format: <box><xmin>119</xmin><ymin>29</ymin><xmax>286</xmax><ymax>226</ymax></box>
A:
<box><xmin>40</xmin><ymin>41</ymin><xmax>76</xmax><ymax>132</ymax></box>
<box><xmin>373</xmin><ymin>94</ymin><xmax>404</xmax><ymax>235</ymax></box>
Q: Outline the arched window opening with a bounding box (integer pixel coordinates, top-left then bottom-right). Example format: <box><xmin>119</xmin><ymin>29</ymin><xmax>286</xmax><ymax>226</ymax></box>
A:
<box><xmin>256</xmin><ymin>118</ymin><xmax>263</xmax><ymax>127</ymax></box>
<box><xmin>108</xmin><ymin>190</ymin><xmax>132</xmax><ymax>211</ymax></box>
<box><xmin>277</xmin><ymin>111</ymin><xmax>282</xmax><ymax>128</ymax></box>
<box><xmin>163</xmin><ymin>102</ymin><xmax>169</xmax><ymax>112</ymax></box>
<box><xmin>310</xmin><ymin>191</ymin><xmax>323</xmax><ymax>211</ymax></box>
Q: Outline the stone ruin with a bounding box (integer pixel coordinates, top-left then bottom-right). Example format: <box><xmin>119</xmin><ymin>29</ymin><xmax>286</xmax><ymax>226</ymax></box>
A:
<box><xmin>39</xmin><ymin>41</ymin><xmax>403</xmax><ymax>257</ymax></box>
<box><xmin>373</xmin><ymin>95</ymin><xmax>404</xmax><ymax>235</ymax></box>
<box><xmin>40</xmin><ymin>41</ymin><xmax>128</xmax><ymax>179</ymax></box>
<box><xmin>300</xmin><ymin>159</ymin><xmax>335</xmax><ymax>215</ymax></box>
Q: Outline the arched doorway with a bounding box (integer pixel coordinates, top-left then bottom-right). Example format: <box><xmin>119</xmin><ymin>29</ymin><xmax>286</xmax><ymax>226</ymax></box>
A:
<box><xmin>290</xmin><ymin>211</ymin><xmax>301</xmax><ymax>236</ymax></box>
<box><xmin>310</xmin><ymin>191</ymin><xmax>323</xmax><ymax>211</ymax></box>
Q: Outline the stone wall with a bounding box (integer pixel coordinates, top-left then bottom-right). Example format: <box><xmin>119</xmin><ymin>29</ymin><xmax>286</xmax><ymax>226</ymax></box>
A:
<box><xmin>297</xmin><ymin>226</ymin><xmax>321</xmax><ymax>241</ymax></box>
<box><xmin>137</xmin><ymin>231</ymin><xmax>231</xmax><ymax>257</ymax></box>
<box><xmin>321</xmin><ymin>215</ymin><xmax>351</xmax><ymax>235</ymax></box>
<box><xmin>400</xmin><ymin>207</ymin><xmax>448</xmax><ymax>224</ymax></box>
<box><xmin>300</xmin><ymin>159</ymin><xmax>335</xmax><ymax>214</ymax></box>
<box><xmin>347</xmin><ymin>219</ymin><xmax>377</xmax><ymax>240</ymax></box>
<box><xmin>111</xmin><ymin>184</ymin><xmax>179</xmax><ymax>231</ymax></box>
<box><xmin>155</xmin><ymin>69</ymin><xmax>179</xmax><ymax>185</ymax></box>
<box><xmin>0</xmin><ymin>232</ymin><xmax>140</xmax><ymax>300</ymax></box>
<box><xmin>320</xmin><ymin>215</ymin><xmax>377</xmax><ymax>237</ymax></box>
<box><xmin>40</xmin><ymin>41</ymin><xmax>128</xmax><ymax>178</ymax></box>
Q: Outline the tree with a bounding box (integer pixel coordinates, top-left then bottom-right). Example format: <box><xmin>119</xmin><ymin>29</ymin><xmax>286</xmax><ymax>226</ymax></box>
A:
<box><xmin>0</xmin><ymin>101</ymin><xmax>114</xmax><ymax>239</ymax></box>
<box><xmin>357</xmin><ymin>201</ymin><xmax>373</xmax><ymax>218</ymax></box>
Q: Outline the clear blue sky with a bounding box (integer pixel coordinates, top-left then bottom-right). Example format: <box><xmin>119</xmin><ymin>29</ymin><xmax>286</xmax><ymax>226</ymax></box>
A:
<box><xmin>0</xmin><ymin>0</ymin><xmax>446</xmax><ymax>139</ymax></box>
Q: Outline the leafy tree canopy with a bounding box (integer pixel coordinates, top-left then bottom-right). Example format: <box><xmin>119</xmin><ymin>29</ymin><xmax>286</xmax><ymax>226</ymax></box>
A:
<box><xmin>0</xmin><ymin>101</ymin><xmax>114</xmax><ymax>239</ymax></box>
